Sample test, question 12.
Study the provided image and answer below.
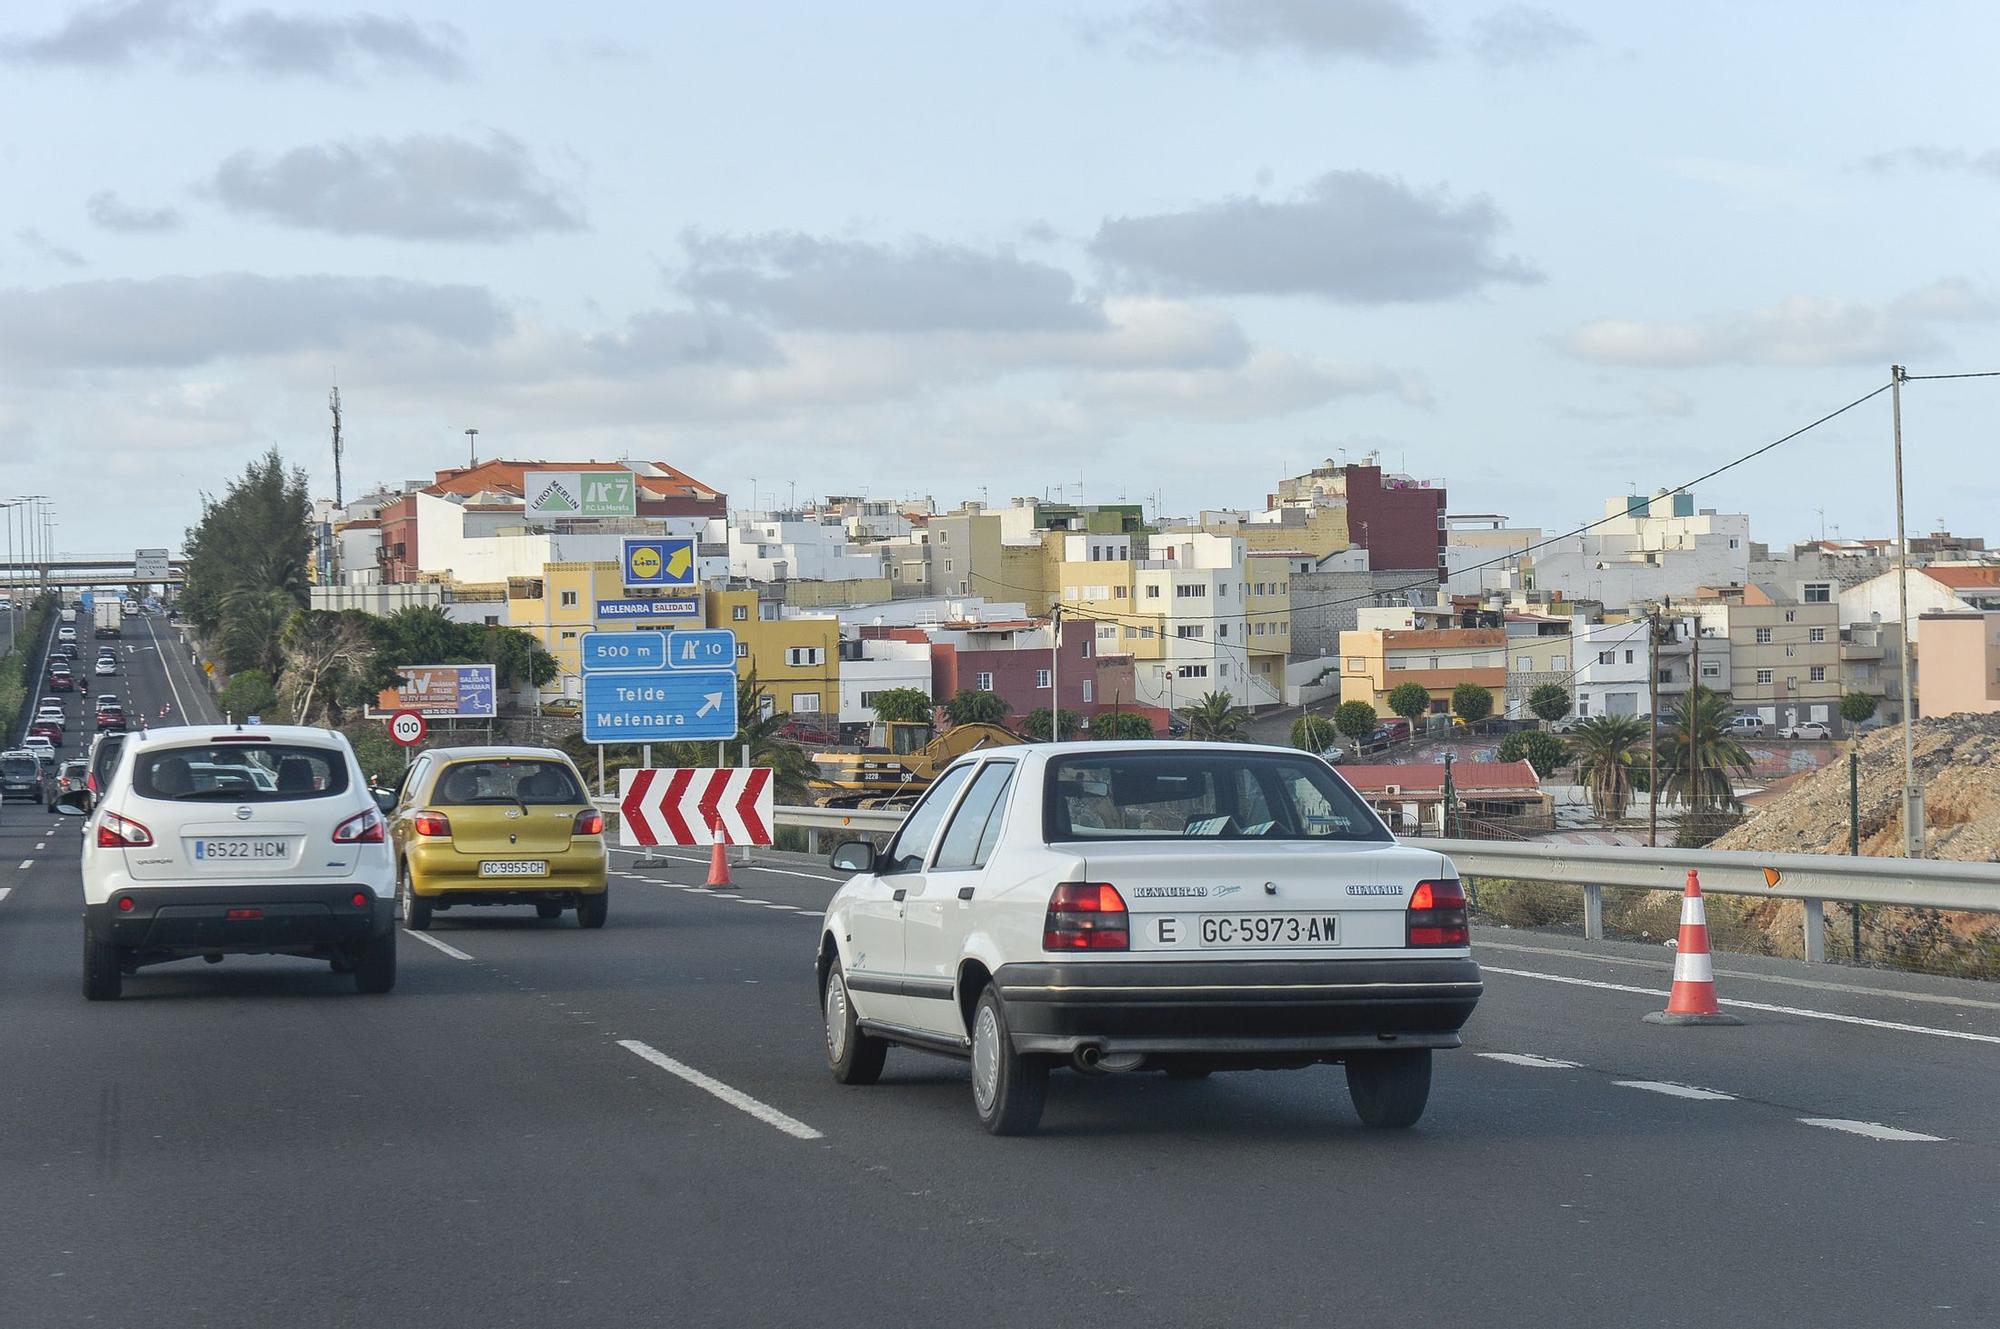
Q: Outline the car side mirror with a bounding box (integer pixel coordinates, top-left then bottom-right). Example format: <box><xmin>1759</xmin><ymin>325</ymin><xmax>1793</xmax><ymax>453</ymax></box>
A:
<box><xmin>829</xmin><ymin>840</ymin><xmax>877</xmax><ymax>874</ymax></box>
<box><xmin>372</xmin><ymin>788</ymin><xmax>397</xmax><ymax>814</ymax></box>
<box><xmin>54</xmin><ymin>790</ymin><xmax>90</xmax><ymax>815</ymax></box>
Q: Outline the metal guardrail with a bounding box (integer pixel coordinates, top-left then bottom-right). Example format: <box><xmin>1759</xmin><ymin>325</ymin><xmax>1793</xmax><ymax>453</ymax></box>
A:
<box><xmin>738</xmin><ymin>804</ymin><xmax>2000</xmax><ymax>965</ymax></box>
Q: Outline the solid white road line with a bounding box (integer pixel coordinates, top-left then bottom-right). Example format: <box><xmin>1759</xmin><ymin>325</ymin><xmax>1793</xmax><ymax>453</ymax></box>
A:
<box><xmin>405</xmin><ymin>931</ymin><xmax>474</xmax><ymax>961</ymax></box>
<box><xmin>146</xmin><ymin>615</ymin><xmax>195</xmax><ymax>724</ymax></box>
<box><xmin>1482</xmin><ymin>965</ymin><xmax>2000</xmax><ymax>1047</ymax></box>
<box><xmin>1476</xmin><ymin>1052</ymin><xmax>1581</xmax><ymax>1069</ymax></box>
<box><xmin>1797</xmin><ymin>1117</ymin><xmax>1944</xmax><ymax>1142</ymax></box>
<box><xmin>1616</xmin><ymin>1080</ymin><xmax>1735</xmax><ymax>1101</ymax></box>
<box><xmin>616</xmin><ymin>1039</ymin><xmax>823</xmax><ymax>1141</ymax></box>
<box><xmin>1478</xmin><ymin>938</ymin><xmax>2000</xmax><ymax>1013</ymax></box>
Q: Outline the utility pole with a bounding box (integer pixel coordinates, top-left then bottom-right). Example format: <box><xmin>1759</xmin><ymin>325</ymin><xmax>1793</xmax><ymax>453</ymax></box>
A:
<box><xmin>1890</xmin><ymin>364</ymin><xmax>1923</xmax><ymax>857</ymax></box>
<box><xmin>1647</xmin><ymin>609</ymin><xmax>1661</xmax><ymax>847</ymax></box>
<box><xmin>1049</xmin><ymin>605</ymin><xmax>1062</xmax><ymax>742</ymax></box>
<box><xmin>465</xmin><ymin>427</ymin><xmax>479</xmax><ymax>469</ymax></box>
<box><xmin>1442</xmin><ymin>750</ymin><xmax>1456</xmax><ymax>839</ymax></box>
<box><xmin>1689</xmin><ymin>614</ymin><xmax>1701</xmax><ymax>831</ymax></box>
<box><xmin>329</xmin><ymin>385</ymin><xmax>344</xmax><ymax>508</ymax></box>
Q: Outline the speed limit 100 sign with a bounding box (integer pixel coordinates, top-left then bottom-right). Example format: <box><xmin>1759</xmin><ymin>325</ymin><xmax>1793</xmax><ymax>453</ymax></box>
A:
<box><xmin>388</xmin><ymin>710</ymin><xmax>428</xmax><ymax>747</ymax></box>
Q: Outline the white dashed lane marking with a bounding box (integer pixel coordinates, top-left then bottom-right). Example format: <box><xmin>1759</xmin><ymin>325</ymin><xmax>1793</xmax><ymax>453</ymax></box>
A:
<box><xmin>1798</xmin><ymin>1118</ymin><xmax>1944</xmax><ymax>1142</ymax></box>
<box><xmin>617</xmin><ymin>1039</ymin><xmax>823</xmax><ymax>1141</ymax></box>
<box><xmin>1476</xmin><ymin>1053</ymin><xmax>1580</xmax><ymax>1069</ymax></box>
<box><xmin>0</xmin><ymin>887</ymin><xmax>10</xmax><ymax>903</ymax></box>
<box><xmin>406</xmin><ymin>931</ymin><xmax>474</xmax><ymax>961</ymax></box>
<box><xmin>17</xmin><ymin>859</ymin><xmax>32</xmax><ymax>870</ymax></box>
<box><xmin>1615</xmin><ymin>1081</ymin><xmax>1736</xmax><ymax>1101</ymax></box>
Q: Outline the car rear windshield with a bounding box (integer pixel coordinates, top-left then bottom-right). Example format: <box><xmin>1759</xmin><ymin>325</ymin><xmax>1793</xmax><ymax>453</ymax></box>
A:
<box><xmin>132</xmin><ymin>743</ymin><xmax>350</xmax><ymax>801</ymax></box>
<box><xmin>431</xmin><ymin>759</ymin><xmax>586</xmax><ymax>806</ymax></box>
<box><xmin>1</xmin><ymin>756</ymin><xmax>37</xmax><ymax>780</ymax></box>
<box><xmin>1044</xmin><ymin>751</ymin><xmax>1390</xmax><ymax>844</ymax></box>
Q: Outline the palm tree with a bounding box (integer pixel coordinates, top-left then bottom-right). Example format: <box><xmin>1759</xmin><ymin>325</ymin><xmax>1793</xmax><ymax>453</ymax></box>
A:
<box><xmin>1654</xmin><ymin>686</ymin><xmax>1754</xmax><ymax>812</ymax></box>
<box><xmin>1179</xmin><ymin>691</ymin><xmax>1248</xmax><ymax>742</ymax></box>
<box><xmin>217</xmin><ymin>588</ymin><xmax>298</xmax><ymax>678</ymax></box>
<box><xmin>664</xmin><ymin>672</ymin><xmax>816</xmax><ymax>803</ymax></box>
<box><xmin>1570</xmin><ymin>714</ymin><xmax>1649</xmax><ymax>820</ymax></box>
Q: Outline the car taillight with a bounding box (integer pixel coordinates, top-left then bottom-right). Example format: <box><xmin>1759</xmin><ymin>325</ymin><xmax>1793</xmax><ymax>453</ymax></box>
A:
<box><xmin>333</xmin><ymin>808</ymin><xmax>385</xmax><ymax>844</ymax></box>
<box><xmin>1043</xmin><ymin>882</ymin><xmax>1129</xmax><ymax>951</ymax></box>
<box><xmin>97</xmin><ymin>811</ymin><xmax>153</xmax><ymax>848</ymax></box>
<box><xmin>573</xmin><ymin>809</ymin><xmax>604</xmax><ymax>836</ymax></box>
<box><xmin>1407</xmin><ymin>879</ymin><xmax>1470</xmax><ymax>947</ymax></box>
<box><xmin>351</xmin><ymin>893</ymin><xmax>370</xmax><ymax>908</ymax></box>
<box><xmin>411</xmin><ymin>811</ymin><xmax>451</xmax><ymax>837</ymax></box>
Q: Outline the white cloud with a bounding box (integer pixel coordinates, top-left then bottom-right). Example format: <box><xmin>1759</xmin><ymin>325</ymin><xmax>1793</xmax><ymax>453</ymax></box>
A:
<box><xmin>1116</xmin><ymin>0</ymin><xmax>1436</xmax><ymax>65</ymax></box>
<box><xmin>1468</xmin><ymin>7</ymin><xmax>1590</xmax><ymax>66</ymax></box>
<box><xmin>1</xmin><ymin>0</ymin><xmax>465</xmax><ymax>79</ymax></box>
<box><xmin>1560</xmin><ymin>280</ymin><xmax>1998</xmax><ymax>368</ymax></box>
<box><xmin>16</xmin><ymin>228</ymin><xmax>87</xmax><ymax>267</ymax></box>
<box><xmin>1072</xmin><ymin>347</ymin><xmax>1429</xmax><ymax>422</ymax></box>
<box><xmin>86</xmin><ymin>189</ymin><xmax>184</xmax><ymax>232</ymax></box>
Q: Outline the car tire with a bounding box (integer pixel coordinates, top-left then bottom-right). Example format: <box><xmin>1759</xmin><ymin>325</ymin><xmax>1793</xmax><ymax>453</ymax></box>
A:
<box><xmin>1345</xmin><ymin>1048</ymin><xmax>1432</xmax><ymax>1128</ymax></box>
<box><xmin>535</xmin><ymin>901</ymin><xmax>563</xmax><ymax>920</ymax></box>
<box><xmin>402</xmin><ymin>868</ymin><xmax>433</xmax><ymax>932</ymax></box>
<box><xmin>576</xmin><ymin>890</ymin><xmax>608</xmax><ymax>929</ymax></box>
<box><xmin>352</xmin><ymin>930</ymin><xmax>396</xmax><ymax>995</ymax></box>
<box><xmin>83</xmin><ymin>924</ymin><xmax>122</xmax><ymax>1001</ymax></box>
<box><xmin>822</xmin><ymin>961</ymin><xmax>887</xmax><ymax>1086</ymax></box>
<box><xmin>970</xmin><ymin>986</ymin><xmax>1048</xmax><ymax>1136</ymax></box>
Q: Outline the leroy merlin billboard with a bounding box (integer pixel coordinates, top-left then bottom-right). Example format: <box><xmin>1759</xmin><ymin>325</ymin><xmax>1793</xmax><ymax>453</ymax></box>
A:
<box><xmin>524</xmin><ymin>470</ymin><xmax>636</xmax><ymax>518</ymax></box>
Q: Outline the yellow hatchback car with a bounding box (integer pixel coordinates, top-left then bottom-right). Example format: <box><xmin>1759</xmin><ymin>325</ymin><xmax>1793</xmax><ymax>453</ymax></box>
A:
<box><xmin>387</xmin><ymin>746</ymin><xmax>608</xmax><ymax>929</ymax></box>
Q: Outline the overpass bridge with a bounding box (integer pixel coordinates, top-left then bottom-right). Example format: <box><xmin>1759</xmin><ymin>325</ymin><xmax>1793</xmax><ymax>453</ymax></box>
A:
<box><xmin>0</xmin><ymin>557</ymin><xmax>186</xmax><ymax>591</ymax></box>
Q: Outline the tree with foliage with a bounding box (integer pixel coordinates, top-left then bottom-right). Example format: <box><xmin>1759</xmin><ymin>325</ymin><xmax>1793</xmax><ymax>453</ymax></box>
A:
<box><xmin>217</xmin><ymin>668</ymin><xmax>278</xmax><ymax>721</ymax></box>
<box><xmin>1334</xmin><ymin>700</ymin><xmax>1378</xmax><ymax>744</ymax></box>
<box><xmin>1089</xmin><ymin>710</ymin><xmax>1154</xmax><ymax>740</ymax></box>
<box><xmin>1021</xmin><ymin>708</ymin><xmax>1082</xmax><ymax>741</ymax></box>
<box><xmin>277</xmin><ymin>610</ymin><xmax>381</xmax><ymax>726</ymax></box>
<box><xmin>217</xmin><ymin>589</ymin><xmax>299</xmax><ymax>678</ymax></box>
<box><xmin>1654</xmin><ymin>685</ymin><xmax>1755</xmax><ymax>813</ymax></box>
<box><xmin>341</xmin><ymin>721</ymin><xmax>404</xmax><ymax>788</ymax></box>
<box><xmin>1570</xmin><ymin>714</ymin><xmax>1649</xmax><ymax>820</ymax></box>
<box><xmin>368</xmin><ymin>606</ymin><xmax>557</xmax><ymax>693</ymax></box>
<box><xmin>1452</xmin><ymin>682</ymin><xmax>1494</xmax><ymax>725</ymax></box>
<box><xmin>1386</xmin><ymin>681</ymin><xmax>1432</xmax><ymax>725</ymax></box>
<box><xmin>1528</xmin><ymin>683</ymin><xmax>1572</xmax><ymax>724</ymax></box>
<box><xmin>1498</xmin><ymin>730</ymin><xmax>1568</xmax><ymax>779</ymax></box>
<box><xmin>181</xmin><ymin>448</ymin><xmax>311</xmax><ymax>639</ymax></box>
<box><xmin>660</xmin><ymin>672</ymin><xmax>817</xmax><ymax>803</ymax></box>
<box><xmin>1290</xmin><ymin>714</ymin><xmax>1337</xmax><ymax>751</ymax></box>
<box><xmin>1178</xmin><ymin>691</ymin><xmax>1248</xmax><ymax>742</ymax></box>
<box><xmin>869</xmin><ymin>687</ymin><xmax>934</xmax><ymax>724</ymax></box>
<box><xmin>943</xmin><ymin>689</ymin><xmax>1009</xmax><ymax>727</ymax></box>
<box><xmin>1840</xmin><ymin>691</ymin><xmax>1879</xmax><ymax>726</ymax></box>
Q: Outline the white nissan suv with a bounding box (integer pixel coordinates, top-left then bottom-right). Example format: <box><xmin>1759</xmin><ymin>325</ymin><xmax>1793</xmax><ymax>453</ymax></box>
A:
<box><xmin>73</xmin><ymin>724</ymin><xmax>396</xmax><ymax>999</ymax></box>
<box><xmin>817</xmin><ymin>742</ymin><xmax>1482</xmax><ymax>1135</ymax></box>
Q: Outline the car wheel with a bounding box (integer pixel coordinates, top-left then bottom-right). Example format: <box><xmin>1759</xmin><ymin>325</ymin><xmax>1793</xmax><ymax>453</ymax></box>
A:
<box><xmin>352</xmin><ymin>930</ymin><xmax>396</xmax><ymax>995</ymax></box>
<box><xmin>535</xmin><ymin>901</ymin><xmax>563</xmax><ymax>920</ymax></box>
<box><xmin>1345</xmin><ymin>1048</ymin><xmax>1432</xmax><ymax>1128</ymax></box>
<box><xmin>83</xmin><ymin>924</ymin><xmax>123</xmax><ymax>1001</ymax></box>
<box><xmin>576</xmin><ymin>889</ymin><xmax>608</xmax><ymax>929</ymax></box>
<box><xmin>402</xmin><ymin>868</ymin><xmax>433</xmax><ymax>931</ymax></box>
<box><xmin>822</xmin><ymin>961</ymin><xmax>887</xmax><ymax>1086</ymax></box>
<box><xmin>970</xmin><ymin>986</ymin><xmax>1048</xmax><ymax>1136</ymax></box>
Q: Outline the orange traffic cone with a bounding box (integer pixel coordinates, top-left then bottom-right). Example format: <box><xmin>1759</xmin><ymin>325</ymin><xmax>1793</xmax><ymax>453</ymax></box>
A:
<box><xmin>1644</xmin><ymin>870</ymin><xmax>1743</xmax><ymax>1026</ymax></box>
<box><xmin>705</xmin><ymin>818</ymin><xmax>734</xmax><ymax>889</ymax></box>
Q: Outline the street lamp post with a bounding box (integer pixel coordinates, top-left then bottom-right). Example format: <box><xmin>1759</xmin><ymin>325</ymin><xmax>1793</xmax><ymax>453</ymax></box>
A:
<box><xmin>1889</xmin><ymin>365</ymin><xmax>1922</xmax><ymax>857</ymax></box>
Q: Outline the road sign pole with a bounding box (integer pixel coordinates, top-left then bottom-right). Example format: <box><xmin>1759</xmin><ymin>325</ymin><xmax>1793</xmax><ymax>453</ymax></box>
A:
<box><xmin>740</xmin><ymin>742</ymin><xmax>751</xmax><ymax>864</ymax></box>
<box><xmin>638</xmin><ymin>742</ymin><xmax>659</xmax><ymax>866</ymax></box>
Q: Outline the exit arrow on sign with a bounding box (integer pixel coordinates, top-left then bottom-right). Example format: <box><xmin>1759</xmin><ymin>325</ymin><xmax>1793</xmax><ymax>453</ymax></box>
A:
<box><xmin>618</xmin><ymin>768</ymin><xmax>774</xmax><ymax>847</ymax></box>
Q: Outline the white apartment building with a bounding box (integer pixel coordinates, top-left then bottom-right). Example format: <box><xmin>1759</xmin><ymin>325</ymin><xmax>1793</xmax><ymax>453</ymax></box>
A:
<box><xmin>1518</xmin><ymin>491</ymin><xmax>1750</xmax><ymax>609</ymax></box>
<box><xmin>1126</xmin><ymin>532</ymin><xmax>1280</xmax><ymax>712</ymax></box>
<box><xmin>386</xmin><ymin>489</ymin><xmax>718</xmax><ymax>587</ymax></box>
<box><xmin>719</xmin><ymin>514</ymin><xmax>887</xmax><ymax>583</ymax></box>
<box><xmin>1572</xmin><ymin>616</ymin><xmax>1717</xmax><ymax>719</ymax></box>
<box><xmin>837</xmin><ymin>637</ymin><xmax>934</xmax><ymax>725</ymax></box>
<box><xmin>1841</xmin><ymin>564</ymin><xmax>2000</xmax><ymax>645</ymax></box>
<box><xmin>1445</xmin><ymin>514</ymin><xmax>1543</xmax><ymax>598</ymax></box>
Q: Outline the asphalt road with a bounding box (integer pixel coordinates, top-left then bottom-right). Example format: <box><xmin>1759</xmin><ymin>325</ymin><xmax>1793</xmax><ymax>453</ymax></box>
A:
<box><xmin>3</xmin><ymin>628</ymin><xmax>1998</xmax><ymax>1328</ymax></box>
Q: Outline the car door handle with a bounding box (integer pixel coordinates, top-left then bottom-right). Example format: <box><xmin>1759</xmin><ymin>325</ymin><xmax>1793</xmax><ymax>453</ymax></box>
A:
<box><xmin>892</xmin><ymin>888</ymin><xmax>907</xmax><ymax>902</ymax></box>
<box><xmin>957</xmin><ymin>887</ymin><xmax>975</xmax><ymax>901</ymax></box>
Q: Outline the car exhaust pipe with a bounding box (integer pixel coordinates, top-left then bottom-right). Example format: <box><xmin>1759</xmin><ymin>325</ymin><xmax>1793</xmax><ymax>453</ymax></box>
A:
<box><xmin>1073</xmin><ymin>1044</ymin><xmax>1105</xmax><ymax>1072</ymax></box>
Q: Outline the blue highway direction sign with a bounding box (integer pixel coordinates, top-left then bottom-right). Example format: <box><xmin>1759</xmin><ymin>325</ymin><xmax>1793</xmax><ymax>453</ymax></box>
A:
<box><xmin>582</xmin><ymin>669</ymin><xmax>738</xmax><ymax>743</ymax></box>
<box><xmin>668</xmin><ymin>629</ymin><xmax>736</xmax><ymax>669</ymax></box>
<box><xmin>581</xmin><ymin>630</ymin><xmax>667</xmax><ymax>673</ymax></box>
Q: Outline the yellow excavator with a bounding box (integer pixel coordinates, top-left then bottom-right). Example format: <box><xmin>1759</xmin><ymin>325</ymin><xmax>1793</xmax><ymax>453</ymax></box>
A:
<box><xmin>810</xmin><ymin>720</ymin><xmax>1021</xmax><ymax>809</ymax></box>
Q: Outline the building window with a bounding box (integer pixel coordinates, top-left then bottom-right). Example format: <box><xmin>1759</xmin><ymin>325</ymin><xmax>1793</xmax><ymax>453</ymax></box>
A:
<box><xmin>1552</xmin><ymin>655</ymin><xmax>1566</xmax><ymax>671</ymax></box>
<box><xmin>785</xmin><ymin>646</ymin><xmax>825</xmax><ymax>667</ymax></box>
<box><xmin>1176</xmin><ymin>664</ymin><xmax>1208</xmax><ymax>679</ymax></box>
<box><xmin>1516</xmin><ymin>655</ymin><xmax>1532</xmax><ymax>670</ymax></box>
<box><xmin>974</xmin><ymin>671</ymin><xmax>993</xmax><ymax>690</ymax></box>
<box><xmin>1081</xmin><ymin>638</ymin><xmax>1093</xmax><ymax>658</ymax></box>
<box><xmin>1729</xmin><ymin>538</ymin><xmax>1740</xmax><ymax>549</ymax></box>
<box><xmin>1429</xmin><ymin>657</ymin><xmax>1441</xmax><ymax>669</ymax></box>
<box><xmin>943</xmin><ymin>559</ymin><xmax>953</xmax><ymax>573</ymax></box>
<box><xmin>1114</xmin><ymin>587</ymin><xmax>1128</xmax><ymax>599</ymax></box>
<box><xmin>1175</xmin><ymin>584</ymin><xmax>1207</xmax><ymax>598</ymax></box>
<box><xmin>1035</xmin><ymin>669</ymin><xmax>1051</xmax><ymax>689</ymax></box>
<box><xmin>1808</xmin><ymin>627</ymin><xmax>1827</xmax><ymax>643</ymax></box>
<box><xmin>1081</xmin><ymin>680</ymin><xmax>1093</xmax><ymax>702</ymax></box>
<box><xmin>1388</xmin><ymin>658</ymin><xmax>1406</xmax><ymax>670</ymax></box>
<box><xmin>1756</xmin><ymin>668</ymin><xmax>1773</xmax><ymax>684</ymax></box>
<box><xmin>735</xmin><ymin>642</ymin><xmax>749</xmax><ymax>659</ymax></box>
<box><xmin>1658</xmin><ymin>669</ymin><xmax>1673</xmax><ymax>683</ymax></box>
<box><xmin>1176</xmin><ymin>625</ymin><xmax>1203</xmax><ymax>639</ymax></box>
<box><xmin>936</xmin><ymin>530</ymin><xmax>948</xmax><ymax>544</ymax></box>
<box><xmin>1810</xmin><ymin>666</ymin><xmax>1827</xmax><ymax>682</ymax></box>
<box><xmin>793</xmin><ymin>692</ymin><xmax>820</xmax><ymax>713</ymax></box>
<box><xmin>559</xmin><ymin>630</ymin><xmax>578</xmax><ymax>642</ymax></box>
<box><xmin>1624</xmin><ymin>649</ymin><xmax>1635</xmax><ymax>664</ymax></box>
<box><xmin>1701</xmin><ymin>661</ymin><xmax>1720</xmax><ymax>678</ymax></box>
<box><xmin>1784</xmin><ymin>610</ymin><xmax>1796</xmax><ymax>623</ymax></box>
<box><xmin>1219</xmin><ymin>624</ymin><xmax>1229</xmax><ymax>639</ymax></box>
<box><xmin>1785</xmin><ymin>645</ymin><xmax>1796</xmax><ymax>657</ymax></box>
<box><xmin>732</xmin><ymin>605</ymin><xmax>748</xmax><ymax>621</ymax></box>
<box><xmin>1218</xmin><ymin>662</ymin><xmax>1229</xmax><ymax>678</ymax></box>
<box><xmin>559</xmin><ymin>590</ymin><xmax>578</xmax><ymax>607</ymax></box>
<box><xmin>1804</xmin><ymin>583</ymin><xmax>1831</xmax><ymax>603</ymax></box>
<box><xmin>1598</xmin><ymin>651</ymin><xmax>1614</xmax><ymax>665</ymax></box>
<box><xmin>761</xmin><ymin>603</ymin><xmax>780</xmax><ymax>621</ymax></box>
<box><xmin>1145</xmin><ymin>585</ymin><xmax>1160</xmax><ymax>599</ymax></box>
<box><xmin>1755</xmin><ymin>627</ymin><xmax>1772</xmax><ymax>644</ymax></box>
<box><xmin>1787</xmin><ymin>675</ymin><xmax>1798</xmax><ymax>691</ymax></box>
<box><xmin>1347</xmin><ymin>657</ymin><xmax>1364</xmax><ymax>671</ymax></box>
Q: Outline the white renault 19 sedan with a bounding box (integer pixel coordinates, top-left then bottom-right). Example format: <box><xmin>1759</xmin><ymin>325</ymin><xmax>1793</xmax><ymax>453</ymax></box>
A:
<box><xmin>72</xmin><ymin>724</ymin><xmax>396</xmax><ymax>999</ymax></box>
<box><xmin>817</xmin><ymin>742</ymin><xmax>1481</xmax><ymax>1135</ymax></box>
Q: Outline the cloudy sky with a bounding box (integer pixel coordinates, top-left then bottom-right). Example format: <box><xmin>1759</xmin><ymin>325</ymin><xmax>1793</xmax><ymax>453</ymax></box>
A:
<box><xmin>4</xmin><ymin>0</ymin><xmax>1998</xmax><ymax>560</ymax></box>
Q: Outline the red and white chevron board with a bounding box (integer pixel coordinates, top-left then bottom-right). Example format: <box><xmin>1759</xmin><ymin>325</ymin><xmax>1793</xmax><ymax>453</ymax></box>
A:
<box><xmin>618</xmin><ymin>767</ymin><xmax>773</xmax><ymax>848</ymax></box>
